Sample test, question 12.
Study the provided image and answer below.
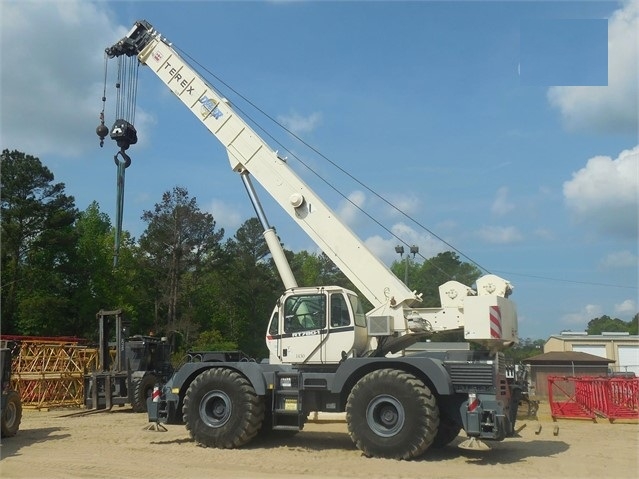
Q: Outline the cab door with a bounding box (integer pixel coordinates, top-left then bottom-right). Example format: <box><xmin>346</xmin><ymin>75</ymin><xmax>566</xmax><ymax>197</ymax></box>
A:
<box><xmin>265</xmin><ymin>306</ymin><xmax>281</xmax><ymax>364</ymax></box>
<box><xmin>279</xmin><ymin>293</ymin><xmax>327</xmax><ymax>364</ymax></box>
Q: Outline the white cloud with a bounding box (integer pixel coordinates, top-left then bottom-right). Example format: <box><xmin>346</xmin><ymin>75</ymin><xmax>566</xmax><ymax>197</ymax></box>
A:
<box><xmin>277</xmin><ymin>111</ymin><xmax>322</xmax><ymax>135</ymax></box>
<box><xmin>476</xmin><ymin>225</ymin><xmax>523</xmax><ymax>244</ymax></box>
<box><xmin>207</xmin><ymin>199</ymin><xmax>243</xmax><ymax>234</ymax></box>
<box><xmin>491</xmin><ymin>186</ymin><xmax>515</xmax><ymax>216</ymax></box>
<box><xmin>547</xmin><ymin>0</ymin><xmax>639</xmax><ymax>133</ymax></box>
<box><xmin>336</xmin><ymin>190</ymin><xmax>367</xmax><ymax>226</ymax></box>
<box><xmin>561</xmin><ymin>304</ymin><xmax>603</xmax><ymax>328</ymax></box>
<box><xmin>615</xmin><ymin>299</ymin><xmax>637</xmax><ymax>316</ymax></box>
<box><xmin>364</xmin><ymin>222</ymin><xmax>447</xmax><ymax>266</ymax></box>
<box><xmin>383</xmin><ymin>193</ymin><xmax>421</xmax><ymax>218</ymax></box>
<box><xmin>0</xmin><ymin>1</ymin><xmax>132</xmax><ymax>157</ymax></box>
<box><xmin>600</xmin><ymin>250</ymin><xmax>639</xmax><ymax>269</ymax></box>
<box><xmin>563</xmin><ymin>146</ymin><xmax>639</xmax><ymax>239</ymax></box>
<box><xmin>337</xmin><ymin>190</ymin><xmax>422</xmax><ymax>229</ymax></box>
<box><xmin>533</xmin><ymin>228</ymin><xmax>555</xmax><ymax>241</ymax></box>
<box><xmin>364</xmin><ymin>235</ymin><xmax>400</xmax><ymax>265</ymax></box>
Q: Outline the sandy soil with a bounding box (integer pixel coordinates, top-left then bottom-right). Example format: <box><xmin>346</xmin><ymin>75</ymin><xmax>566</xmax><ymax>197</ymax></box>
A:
<box><xmin>1</xmin><ymin>403</ymin><xmax>637</xmax><ymax>479</ymax></box>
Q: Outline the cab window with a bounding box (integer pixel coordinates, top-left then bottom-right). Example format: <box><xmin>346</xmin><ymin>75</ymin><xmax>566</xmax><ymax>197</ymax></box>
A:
<box><xmin>267</xmin><ymin>309</ymin><xmax>279</xmax><ymax>336</ymax></box>
<box><xmin>348</xmin><ymin>294</ymin><xmax>367</xmax><ymax>327</ymax></box>
<box><xmin>284</xmin><ymin>294</ymin><xmax>326</xmax><ymax>332</ymax></box>
<box><xmin>330</xmin><ymin>293</ymin><xmax>351</xmax><ymax>327</ymax></box>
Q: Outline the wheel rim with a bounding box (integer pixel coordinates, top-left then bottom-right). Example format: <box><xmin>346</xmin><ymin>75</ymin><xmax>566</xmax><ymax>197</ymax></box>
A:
<box><xmin>5</xmin><ymin>401</ymin><xmax>16</xmax><ymax>428</ymax></box>
<box><xmin>199</xmin><ymin>390</ymin><xmax>232</xmax><ymax>428</ymax></box>
<box><xmin>366</xmin><ymin>395</ymin><xmax>405</xmax><ymax>437</ymax></box>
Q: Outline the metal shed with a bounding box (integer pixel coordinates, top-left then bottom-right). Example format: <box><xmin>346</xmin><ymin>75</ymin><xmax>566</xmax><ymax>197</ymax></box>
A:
<box><xmin>523</xmin><ymin>351</ymin><xmax>614</xmax><ymax>397</ymax></box>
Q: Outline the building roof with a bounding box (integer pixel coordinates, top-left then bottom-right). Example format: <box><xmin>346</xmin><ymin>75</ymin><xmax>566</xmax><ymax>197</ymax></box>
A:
<box><xmin>548</xmin><ymin>333</ymin><xmax>639</xmax><ymax>342</ymax></box>
<box><xmin>523</xmin><ymin>351</ymin><xmax>615</xmax><ymax>364</ymax></box>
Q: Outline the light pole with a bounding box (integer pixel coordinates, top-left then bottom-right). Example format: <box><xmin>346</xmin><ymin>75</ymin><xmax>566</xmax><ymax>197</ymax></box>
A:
<box><xmin>395</xmin><ymin>245</ymin><xmax>419</xmax><ymax>286</ymax></box>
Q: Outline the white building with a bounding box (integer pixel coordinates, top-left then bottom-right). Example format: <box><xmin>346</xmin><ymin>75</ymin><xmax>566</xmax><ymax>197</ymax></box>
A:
<box><xmin>544</xmin><ymin>332</ymin><xmax>639</xmax><ymax>376</ymax></box>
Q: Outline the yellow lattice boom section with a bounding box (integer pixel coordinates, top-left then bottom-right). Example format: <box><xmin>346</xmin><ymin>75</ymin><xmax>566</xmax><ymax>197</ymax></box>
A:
<box><xmin>2</xmin><ymin>336</ymin><xmax>99</xmax><ymax>409</ymax></box>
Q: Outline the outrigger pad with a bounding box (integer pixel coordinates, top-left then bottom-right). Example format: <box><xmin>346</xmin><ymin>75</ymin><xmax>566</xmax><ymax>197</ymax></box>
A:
<box><xmin>143</xmin><ymin>422</ymin><xmax>167</xmax><ymax>432</ymax></box>
<box><xmin>458</xmin><ymin>437</ymin><xmax>490</xmax><ymax>451</ymax></box>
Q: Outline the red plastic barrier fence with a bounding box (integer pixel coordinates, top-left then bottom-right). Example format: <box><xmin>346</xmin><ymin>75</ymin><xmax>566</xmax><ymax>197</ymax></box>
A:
<box><xmin>548</xmin><ymin>376</ymin><xmax>595</xmax><ymax>420</ymax></box>
<box><xmin>548</xmin><ymin>376</ymin><xmax>639</xmax><ymax>420</ymax></box>
<box><xmin>608</xmin><ymin>377</ymin><xmax>639</xmax><ymax>418</ymax></box>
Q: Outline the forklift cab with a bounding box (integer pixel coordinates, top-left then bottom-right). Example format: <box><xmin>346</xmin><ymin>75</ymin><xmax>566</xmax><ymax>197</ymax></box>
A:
<box><xmin>126</xmin><ymin>335</ymin><xmax>173</xmax><ymax>378</ymax></box>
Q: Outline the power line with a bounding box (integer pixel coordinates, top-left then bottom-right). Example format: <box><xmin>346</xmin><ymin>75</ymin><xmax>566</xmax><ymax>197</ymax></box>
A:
<box><xmin>178</xmin><ymin>47</ymin><xmax>638</xmax><ymax>292</ymax></box>
<box><xmin>492</xmin><ymin>270</ymin><xmax>638</xmax><ymax>290</ymax></box>
<box><xmin>178</xmin><ymin>48</ymin><xmax>490</xmax><ymax>279</ymax></box>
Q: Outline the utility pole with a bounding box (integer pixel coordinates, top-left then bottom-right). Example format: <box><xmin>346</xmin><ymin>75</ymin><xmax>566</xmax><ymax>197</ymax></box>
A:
<box><xmin>395</xmin><ymin>245</ymin><xmax>419</xmax><ymax>286</ymax></box>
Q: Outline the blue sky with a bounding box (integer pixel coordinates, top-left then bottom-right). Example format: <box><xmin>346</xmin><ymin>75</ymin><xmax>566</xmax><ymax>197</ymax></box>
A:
<box><xmin>1</xmin><ymin>0</ymin><xmax>637</xmax><ymax>340</ymax></box>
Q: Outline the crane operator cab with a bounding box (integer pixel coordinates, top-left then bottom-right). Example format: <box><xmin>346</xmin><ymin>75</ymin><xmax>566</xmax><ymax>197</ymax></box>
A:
<box><xmin>266</xmin><ymin>286</ymin><xmax>369</xmax><ymax>364</ymax></box>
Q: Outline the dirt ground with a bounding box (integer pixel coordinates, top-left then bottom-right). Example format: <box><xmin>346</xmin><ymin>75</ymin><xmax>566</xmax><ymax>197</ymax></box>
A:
<box><xmin>1</xmin><ymin>403</ymin><xmax>637</xmax><ymax>479</ymax></box>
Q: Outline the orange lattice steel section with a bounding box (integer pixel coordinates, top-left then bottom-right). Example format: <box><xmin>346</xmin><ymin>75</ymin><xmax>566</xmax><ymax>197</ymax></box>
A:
<box><xmin>548</xmin><ymin>376</ymin><xmax>639</xmax><ymax>421</ymax></box>
<box><xmin>1</xmin><ymin>336</ymin><xmax>99</xmax><ymax>409</ymax></box>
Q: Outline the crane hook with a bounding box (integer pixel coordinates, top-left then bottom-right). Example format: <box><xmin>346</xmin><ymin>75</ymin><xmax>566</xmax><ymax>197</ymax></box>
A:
<box><xmin>114</xmin><ymin>148</ymin><xmax>132</xmax><ymax>168</ymax></box>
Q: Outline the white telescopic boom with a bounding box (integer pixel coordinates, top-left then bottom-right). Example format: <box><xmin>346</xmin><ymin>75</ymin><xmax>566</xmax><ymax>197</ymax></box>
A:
<box><xmin>116</xmin><ymin>22</ymin><xmax>420</xmax><ymax>310</ymax></box>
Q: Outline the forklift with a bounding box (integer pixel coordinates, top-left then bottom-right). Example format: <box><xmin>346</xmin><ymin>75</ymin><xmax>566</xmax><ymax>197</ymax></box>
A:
<box><xmin>84</xmin><ymin>309</ymin><xmax>173</xmax><ymax>412</ymax></box>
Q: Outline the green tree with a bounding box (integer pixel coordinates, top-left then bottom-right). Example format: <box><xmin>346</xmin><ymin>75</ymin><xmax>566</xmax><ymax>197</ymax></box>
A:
<box><xmin>219</xmin><ymin>218</ymin><xmax>280</xmax><ymax>358</ymax></box>
<box><xmin>586</xmin><ymin>315</ymin><xmax>636</xmax><ymax>335</ymax></box>
<box><xmin>391</xmin><ymin>251</ymin><xmax>482</xmax><ymax>342</ymax></box>
<box><xmin>289</xmin><ymin>250</ymin><xmax>320</xmax><ymax>285</ymax></box>
<box><xmin>289</xmin><ymin>250</ymin><xmax>351</xmax><ymax>288</ymax></box>
<box><xmin>288</xmin><ymin>250</ymin><xmax>371</xmax><ymax>314</ymax></box>
<box><xmin>630</xmin><ymin>314</ymin><xmax>638</xmax><ymax>335</ymax></box>
<box><xmin>234</xmin><ymin>217</ymin><xmax>270</xmax><ymax>264</ymax></box>
<box><xmin>69</xmin><ymin>202</ymin><xmax>140</xmax><ymax>339</ymax></box>
<box><xmin>397</xmin><ymin>251</ymin><xmax>482</xmax><ymax>308</ymax></box>
<box><xmin>504</xmin><ymin>338</ymin><xmax>545</xmax><ymax>362</ymax></box>
<box><xmin>1</xmin><ymin>149</ymin><xmax>78</xmax><ymax>335</ymax></box>
<box><xmin>192</xmin><ymin>329</ymin><xmax>238</xmax><ymax>351</ymax></box>
<box><xmin>138</xmin><ymin>186</ymin><xmax>224</xmax><ymax>337</ymax></box>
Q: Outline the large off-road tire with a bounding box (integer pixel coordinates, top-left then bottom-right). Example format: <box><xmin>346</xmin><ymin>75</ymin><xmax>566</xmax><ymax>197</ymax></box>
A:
<box><xmin>1</xmin><ymin>390</ymin><xmax>22</xmax><ymax>438</ymax></box>
<box><xmin>183</xmin><ymin>368</ymin><xmax>265</xmax><ymax>449</ymax></box>
<box><xmin>346</xmin><ymin>369</ymin><xmax>439</xmax><ymax>460</ymax></box>
<box><xmin>131</xmin><ymin>374</ymin><xmax>157</xmax><ymax>413</ymax></box>
<box><xmin>432</xmin><ymin>416</ymin><xmax>461</xmax><ymax>448</ymax></box>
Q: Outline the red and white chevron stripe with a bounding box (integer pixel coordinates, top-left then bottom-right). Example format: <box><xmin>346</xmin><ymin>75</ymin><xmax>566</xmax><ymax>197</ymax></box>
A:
<box><xmin>489</xmin><ymin>306</ymin><xmax>502</xmax><ymax>339</ymax></box>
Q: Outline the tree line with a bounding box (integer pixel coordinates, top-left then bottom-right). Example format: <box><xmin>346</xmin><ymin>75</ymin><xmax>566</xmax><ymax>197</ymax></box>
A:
<box><xmin>585</xmin><ymin>315</ymin><xmax>637</xmax><ymax>335</ymax></box>
<box><xmin>0</xmin><ymin>150</ymin><xmax>478</xmax><ymax>358</ymax></box>
<box><xmin>2</xmin><ymin>149</ymin><xmax>635</xmax><ymax>360</ymax></box>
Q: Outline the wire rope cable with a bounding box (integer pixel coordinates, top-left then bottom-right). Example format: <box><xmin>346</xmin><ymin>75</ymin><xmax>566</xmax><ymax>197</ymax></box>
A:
<box><xmin>177</xmin><ymin>46</ymin><xmax>485</xmax><ymax>278</ymax></box>
<box><xmin>174</xmin><ymin>46</ymin><xmax>635</xmax><ymax>290</ymax></box>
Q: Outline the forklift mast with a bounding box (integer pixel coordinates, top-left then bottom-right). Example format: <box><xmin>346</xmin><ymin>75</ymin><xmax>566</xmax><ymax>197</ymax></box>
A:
<box><xmin>96</xmin><ymin>309</ymin><xmax>127</xmax><ymax>372</ymax></box>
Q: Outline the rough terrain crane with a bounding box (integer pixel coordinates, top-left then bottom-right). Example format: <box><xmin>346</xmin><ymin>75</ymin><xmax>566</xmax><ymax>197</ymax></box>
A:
<box><xmin>104</xmin><ymin>20</ymin><xmax>521</xmax><ymax>460</ymax></box>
